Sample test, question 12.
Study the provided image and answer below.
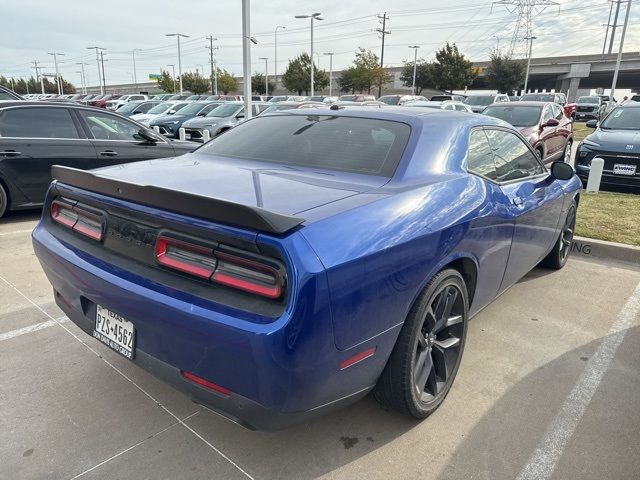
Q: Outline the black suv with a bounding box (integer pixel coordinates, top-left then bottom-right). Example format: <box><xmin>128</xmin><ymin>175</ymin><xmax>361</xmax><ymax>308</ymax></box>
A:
<box><xmin>0</xmin><ymin>101</ymin><xmax>197</xmax><ymax>217</ymax></box>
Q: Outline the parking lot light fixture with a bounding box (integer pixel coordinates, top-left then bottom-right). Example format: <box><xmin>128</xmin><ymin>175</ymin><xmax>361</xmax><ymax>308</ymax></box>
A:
<box><xmin>165</xmin><ymin>33</ymin><xmax>190</xmax><ymax>95</ymax></box>
<box><xmin>295</xmin><ymin>13</ymin><xmax>323</xmax><ymax>96</ymax></box>
<box><xmin>275</xmin><ymin>26</ymin><xmax>285</xmax><ymax>80</ymax></box>
<box><xmin>259</xmin><ymin>57</ymin><xmax>269</xmax><ymax>96</ymax></box>
<box><xmin>323</xmin><ymin>52</ymin><xmax>334</xmax><ymax>96</ymax></box>
<box><xmin>87</xmin><ymin>46</ymin><xmax>105</xmax><ymax>94</ymax></box>
<box><xmin>408</xmin><ymin>46</ymin><xmax>420</xmax><ymax>95</ymax></box>
<box><xmin>47</xmin><ymin>52</ymin><xmax>65</xmax><ymax>95</ymax></box>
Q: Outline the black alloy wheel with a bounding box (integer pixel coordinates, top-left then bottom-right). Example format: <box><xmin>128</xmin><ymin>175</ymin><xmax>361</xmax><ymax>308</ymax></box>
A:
<box><xmin>541</xmin><ymin>200</ymin><xmax>577</xmax><ymax>269</ymax></box>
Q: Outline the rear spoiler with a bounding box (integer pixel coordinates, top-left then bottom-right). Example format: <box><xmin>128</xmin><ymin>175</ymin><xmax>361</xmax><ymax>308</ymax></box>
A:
<box><xmin>51</xmin><ymin>165</ymin><xmax>305</xmax><ymax>235</ymax></box>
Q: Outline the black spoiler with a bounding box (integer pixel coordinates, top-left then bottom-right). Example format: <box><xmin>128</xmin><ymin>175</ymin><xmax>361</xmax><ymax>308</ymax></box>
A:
<box><xmin>51</xmin><ymin>165</ymin><xmax>305</xmax><ymax>235</ymax></box>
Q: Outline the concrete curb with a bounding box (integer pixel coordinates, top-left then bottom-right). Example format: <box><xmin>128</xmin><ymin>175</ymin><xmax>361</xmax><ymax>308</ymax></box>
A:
<box><xmin>571</xmin><ymin>236</ymin><xmax>640</xmax><ymax>265</ymax></box>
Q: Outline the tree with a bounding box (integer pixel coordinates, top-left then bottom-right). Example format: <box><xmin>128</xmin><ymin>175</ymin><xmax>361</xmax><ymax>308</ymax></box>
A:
<box><xmin>337</xmin><ymin>67</ymin><xmax>356</xmax><ymax>93</ymax></box>
<box><xmin>217</xmin><ymin>69</ymin><xmax>238</xmax><ymax>94</ymax></box>
<box><xmin>156</xmin><ymin>70</ymin><xmax>176</xmax><ymax>93</ymax></box>
<box><xmin>485</xmin><ymin>51</ymin><xmax>526</xmax><ymax>94</ymax></box>
<box><xmin>251</xmin><ymin>73</ymin><xmax>275</xmax><ymax>95</ymax></box>
<box><xmin>281</xmin><ymin>53</ymin><xmax>329</xmax><ymax>95</ymax></box>
<box><xmin>181</xmin><ymin>71</ymin><xmax>210</xmax><ymax>94</ymax></box>
<box><xmin>431</xmin><ymin>43</ymin><xmax>477</xmax><ymax>93</ymax></box>
<box><xmin>337</xmin><ymin>49</ymin><xmax>390</xmax><ymax>94</ymax></box>
<box><xmin>400</xmin><ymin>60</ymin><xmax>435</xmax><ymax>95</ymax></box>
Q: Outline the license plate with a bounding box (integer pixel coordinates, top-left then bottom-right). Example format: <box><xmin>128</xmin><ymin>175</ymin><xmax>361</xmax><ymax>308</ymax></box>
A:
<box><xmin>613</xmin><ymin>164</ymin><xmax>637</xmax><ymax>176</ymax></box>
<box><xmin>93</xmin><ymin>305</ymin><xmax>136</xmax><ymax>359</ymax></box>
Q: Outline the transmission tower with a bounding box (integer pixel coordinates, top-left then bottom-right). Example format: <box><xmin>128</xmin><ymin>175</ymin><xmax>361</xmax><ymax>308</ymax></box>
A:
<box><xmin>493</xmin><ymin>0</ymin><xmax>559</xmax><ymax>58</ymax></box>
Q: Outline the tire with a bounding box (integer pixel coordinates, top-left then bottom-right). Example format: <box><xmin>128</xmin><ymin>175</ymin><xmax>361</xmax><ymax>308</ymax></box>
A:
<box><xmin>540</xmin><ymin>200</ymin><xmax>577</xmax><ymax>269</ymax></box>
<box><xmin>373</xmin><ymin>268</ymin><xmax>469</xmax><ymax>418</ymax></box>
<box><xmin>562</xmin><ymin>140</ymin><xmax>573</xmax><ymax>164</ymax></box>
<box><xmin>0</xmin><ymin>183</ymin><xmax>7</xmax><ymax>218</ymax></box>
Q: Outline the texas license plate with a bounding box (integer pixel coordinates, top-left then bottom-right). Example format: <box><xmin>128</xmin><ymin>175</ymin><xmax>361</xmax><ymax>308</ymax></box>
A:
<box><xmin>613</xmin><ymin>164</ymin><xmax>637</xmax><ymax>176</ymax></box>
<box><xmin>93</xmin><ymin>305</ymin><xmax>136</xmax><ymax>359</ymax></box>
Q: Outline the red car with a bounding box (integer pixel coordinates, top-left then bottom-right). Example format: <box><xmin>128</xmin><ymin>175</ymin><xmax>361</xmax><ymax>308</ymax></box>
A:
<box><xmin>482</xmin><ymin>101</ymin><xmax>573</xmax><ymax>163</ymax></box>
<box><xmin>88</xmin><ymin>94</ymin><xmax>121</xmax><ymax>108</ymax></box>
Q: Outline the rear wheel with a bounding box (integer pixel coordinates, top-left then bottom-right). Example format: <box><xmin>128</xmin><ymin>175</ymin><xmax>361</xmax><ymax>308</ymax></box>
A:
<box><xmin>541</xmin><ymin>200</ymin><xmax>576</xmax><ymax>269</ymax></box>
<box><xmin>0</xmin><ymin>183</ymin><xmax>7</xmax><ymax>218</ymax></box>
<box><xmin>373</xmin><ymin>269</ymin><xmax>468</xmax><ymax>418</ymax></box>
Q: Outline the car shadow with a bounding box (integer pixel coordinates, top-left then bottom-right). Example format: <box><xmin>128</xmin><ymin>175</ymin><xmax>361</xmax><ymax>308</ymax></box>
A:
<box><xmin>0</xmin><ymin>209</ymin><xmax>41</xmax><ymax>224</ymax></box>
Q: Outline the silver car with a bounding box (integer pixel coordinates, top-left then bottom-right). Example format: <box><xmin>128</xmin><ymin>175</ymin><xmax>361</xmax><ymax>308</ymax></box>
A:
<box><xmin>130</xmin><ymin>101</ymin><xmax>190</xmax><ymax>125</ymax></box>
<box><xmin>181</xmin><ymin>101</ymin><xmax>271</xmax><ymax>141</ymax></box>
<box><xmin>404</xmin><ymin>100</ymin><xmax>473</xmax><ymax>112</ymax></box>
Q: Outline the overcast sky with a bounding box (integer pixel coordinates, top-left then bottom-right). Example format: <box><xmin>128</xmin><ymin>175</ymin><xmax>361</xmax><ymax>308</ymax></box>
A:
<box><xmin>1</xmin><ymin>0</ymin><xmax>638</xmax><ymax>87</ymax></box>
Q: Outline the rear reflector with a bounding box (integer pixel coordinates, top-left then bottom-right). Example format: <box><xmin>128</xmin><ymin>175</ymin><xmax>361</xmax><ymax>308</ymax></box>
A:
<box><xmin>340</xmin><ymin>347</ymin><xmax>377</xmax><ymax>370</ymax></box>
<box><xmin>51</xmin><ymin>199</ymin><xmax>105</xmax><ymax>241</ymax></box>
<box><xmin>181</xmin><ymin>370</ymin><xmax>231</xmax><ymax>396</ymax></box>
<box><xmin>155</xmin><ymin>235</ymin><xmax>284</xmax><ymax>299</ymax></box>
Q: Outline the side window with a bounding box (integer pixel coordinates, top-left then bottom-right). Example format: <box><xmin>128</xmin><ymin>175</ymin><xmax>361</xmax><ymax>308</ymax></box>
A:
<box><xmin>137</xmin><ymin>103</ymin><xmax>154</xmax><ymax>114</ymax></box>
<box><xmin>467</xmin><ymin>129</ymin><xmax>497</xmax><ymax>181</ymax></box>
<box><xmin>200</xmin><ymin>104</ymin><xmax>218</xmax><ymax>115</ymax></box>
<box><xmin>552</xmin><ymin>103</ymin><xmax>563</xmax><ymax>120</ymax></box>
<box><xmin>542</xmin><ymin>105</ymin><xmax>554</xmax><ymax>122</ymax></box>
<box><xmin>256</xmin><ymin>104</ymin><xmax>270</xmax><ymax>114</ymax></box>
<box><xmin>485</xmin><ymin>129</ymin><xmax>544</xmax><ymax>182</ymax></box>
<box><xmin>0</xmin><ymin>107</ymin><xmax>80</xmax><ymax>139</ymax></box>
<box><xmin>79</xmin><ymin>110</ymin><xmax>141</xmax><ymax>141</ymax></box>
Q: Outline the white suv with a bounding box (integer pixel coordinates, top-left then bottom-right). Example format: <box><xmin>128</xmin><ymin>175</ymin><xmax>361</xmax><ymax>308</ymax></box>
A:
<box><xmin>106</xmin><ymin>94</ymin><xmax>149</xmax><ymax>110</ymax></box>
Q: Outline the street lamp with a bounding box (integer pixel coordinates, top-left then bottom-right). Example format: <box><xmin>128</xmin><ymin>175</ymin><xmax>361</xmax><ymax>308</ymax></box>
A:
<box><xmin>323</xmin><ymin>52</ymin><xmax>334</xmax><ymax>97</ymax></box>
<box><xmin>294</xmin><ymin>12</ymin><xmax>323</xmax><ymax>96</ymax></box>
<box><xmin>241</xmin><ymin>0</ymin><xmax>253</xmax><ymax>119</ymax></box>
<box><xmin>87</xmin><ymin>46</ymin><xmax>105</xmax><ymax>94</ymax></box>
<box><xmin>259</xmin><ymin>57</ymin><xmax>269</xmax><ymax>96</ymax></box>
<box><xmin>408</xmin><ymin>46</ymin><xmax>420</xmax><ymax>95</ymax></box>
<box><xmin>165</xmin><ymin>33</ymin><xmax>189</xmax><ymax>95</ymax></box>
<box><xmin>76</xmin><ymin>63</ymin><xmax>88</xmax><ymax>94</ymax></box>
<box><xmin>274</xmin><ymin>26</ymin><xmax>285</xmax><ymax>80</ymax></box>
<box><xmin>132</xmin><ymin>49</ymin><xmax>141</xmax><ymax>91</ymax></box>
<box><xmin>47</xmin><ymin>52</ymin><xmax>65</xmax><ymax>95</ymax></box>
<box><xmin>167</xmin><ymin>64</ymin><xmax>176</xmax><ymax>93</ymax></box>
<box><xmin>523</xmin><ymin>36</ymin><xmax>536</xmax><ymax>94</ymax></box>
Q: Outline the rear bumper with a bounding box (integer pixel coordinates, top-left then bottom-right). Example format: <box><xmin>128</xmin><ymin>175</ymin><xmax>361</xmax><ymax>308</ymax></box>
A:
<box><xmin>32</xmin><ymin>222</ymin><xmax>389</xmax><ymax>430</ymax></box>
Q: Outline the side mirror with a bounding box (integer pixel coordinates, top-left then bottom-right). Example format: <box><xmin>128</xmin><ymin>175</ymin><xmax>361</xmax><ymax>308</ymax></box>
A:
<box><xmin>197</xmin><ymin>112</ymin><xmax>206</xmax><ymax>116</ymax></box>
<box><xmin>137</xmin><ymin>129</ymin><xmax>159</xmax><ymax>143</ymax></box>
<box><xmin>550</xmin><ymin>161</ymin><xmax>574</xmax><ymax>181</ymax></box>
<box><xmin>236</xmin><ymin>114</ymin><xmax>245</xmax><ymax>119</ymax></box>
<box><xmin>168</xmin><ymin>110</ymin><xmax>176</xmax><ymax>114</ymax></box>
<box><xmin>543</xmin><ymin>118</ymin><xmax>560</xmax><ymax>128</ymax></box>
<box><xmin>585</xmin><ymin>119</ymin><xmax>598</xmax><ymax>128</ymax></box>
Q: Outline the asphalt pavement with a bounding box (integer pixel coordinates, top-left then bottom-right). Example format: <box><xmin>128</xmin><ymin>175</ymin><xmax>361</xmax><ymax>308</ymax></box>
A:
<box><xmin>1</xmin><ymin>211</ymin><xmax>639</xmax><ymax>480</ymax></box>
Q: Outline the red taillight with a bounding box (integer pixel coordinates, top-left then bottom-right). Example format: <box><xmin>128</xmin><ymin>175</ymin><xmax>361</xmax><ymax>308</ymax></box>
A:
<box><xmin>181</xmin><ymin>370</ymin><xmax>231</xmax><ymax>396</ymax></box>
<box><xmin>155</xmin><ymin>235</ymin><xmax>284</xmax><ymax>299</ymax></box>
<box><xmin>51</xmin><ymin>199</ymin><xmax>104</xmax><ymax>241</ymax></box>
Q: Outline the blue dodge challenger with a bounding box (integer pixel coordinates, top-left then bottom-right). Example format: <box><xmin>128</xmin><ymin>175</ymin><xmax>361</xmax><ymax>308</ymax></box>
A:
<box><xmin>32</xmin><ymin>107</ymin><xmax>581</xmax><ymax>430</ymax></box>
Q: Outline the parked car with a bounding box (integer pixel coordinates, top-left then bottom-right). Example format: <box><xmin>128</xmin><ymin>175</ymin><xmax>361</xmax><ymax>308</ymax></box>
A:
<box><xmin>261</xmin><ymin>101</ymin><xmax>325</xmax><ymax>114</ymax></box>
<box><xmin>205</xmin><ymin>95</ymin><xmax>243</xmax><ymax>102</ymax></box>
<box><xmin>148</xmin><ymin>101</ymin><xmax>222</xmax><ymax>138</ymax></box>
<box><xmin>0</xmin><ymin>86</ymin><xmax>22</xmax><ymax>100</ymax></box>
<box><xmin>429</xmin><ymin>94</ymin><xmax>466</xmax><ymax>102</ymax></box>
<box><xmin>269</xmin><ymin>95</ymin><xmax>306</xmax><ymax>103</ymax></box>
<box><xmin>463</xmin><ymin>94</ymin><xmax>510</xmax><ymax>113</ymax></box>
<box><xmin>575</xmin><ymin>103</ymin><xmax>640</xmax><ymax>189</ymax></box>
<box><xmin>32</xmin><ymin>107</ymin><xmax>579</xmax><ymax>431</ymax></box>
<box><xmin>0</xmin><ymin>101</ymin><xmax>197</xmax><ymax>217</ymax></box>
<box><xmin>308</xmin><ymin>95</ymin><xmax>337</xmax><ymax>103</ymax></box>
<box><xmin>482</xmin><ymin>102</ymin><xmax>573</xmax><ymax>163</ymax></box>
<box><xmin>337</xmin><ymin>94</ymin><xmax>376</xmax><ymax>102</ymax></box>
<box><xmin>404</xmin><ymin>100</ymin><xmax>473</xmax><ymax>112</ymax></box>
<box><xmin>88</xmin><ymin>94</ymin><xmax>122</xmax><ymax>108</ymax></box>
<box><xmin>377</xmin><ymin>95</ymin><xmax>428</xmax><ymax>105</ymax></box>
<box><xmin>184</xmin><ymin>95</ymin><xmax>210</xmax><ymax>101</ymax></box>
<box><xmin>519</xmin><ymin>92</ymin><xmax>574</xmax><ymax>118</ymax></box>
<box><xmin>130</xmin><ymin>101</ymin><xmax>190</xmax><ymax>125</ymax></box>
<box><xmin>106</xmin><ymin>94</ymin><xmax>149</xmax><ymax>110</ymax></box>
<box><xmin>115</xmin><ymin>100</ymin><xmax>162</xmax><ymax>117</ymax></box>
<box><xmin>574</xmin><ymin>96</ymin><xmax>607</xmax><ymax>121</ymax></box>
<box><xmin>182</xmin><ymin>102</ymin><xmax>270</xmax><ymax>140</ymax></box>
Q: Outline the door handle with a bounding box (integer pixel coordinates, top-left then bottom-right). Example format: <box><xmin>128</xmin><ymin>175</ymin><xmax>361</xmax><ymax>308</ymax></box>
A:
<box><xmin>99</xmin><ymin>150</ymin><xmax>118</xmax><ymax>157</ymax></box>
<box><xmin>512</xmin><ymin>196</ymin><xmax>523</xmax><ymax>206</ymax></box>
<box><xmin>0</xmin><ymin>150</ymin><xmax>21</xmax><ymax>157</ymax></box>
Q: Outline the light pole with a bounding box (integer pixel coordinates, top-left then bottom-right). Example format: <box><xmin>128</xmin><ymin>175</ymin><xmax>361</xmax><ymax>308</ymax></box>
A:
<box><xmin>259</xmin><ymin>57</ymin><xmax>269</xmax><ymax>96</ymax></box>
<box><xmin>323</xmin><ymin>52</ymin><xmax>334</xmax><ymax>96</ymax></box>
<box><xmin>87</xmin><ymin>46</ymin><xmax>105</xmax><ymax>94</ymax></box>
<box><xmin>523</xmin><ymin>36</ymin><xmax>536</xmax><ymax>94</ymax></box>
<box><xmin>294</xmin><ymin>12</ymin><xmax>323</xmax><ymax>96</ymax></box>
<box><xmin>274</xmin><ymin>25</ymin><xmax>285</xmax><ymax>82</ymax></box>
<box><xmin>100</xmin><ymin>50</ymin><xmax>107</xmax><ymax>93</ymax></box>
<box><xmin>132</xmin><ymin>49</ymin><xmax>140</xmax><ymax>91</ymax></box>
<box><xmin>610</xmin><ymin>0</ymin><xmax>632</xmax><ymax>103</ymax></box>
<box><xmin>408</xmin><ymin>46</ymin><xmax>419</xmax><ymax>95</ymax></box>
<box><xmin>165</xmin><ymin>33</ymin><xmax>189</xmax><ymax>95</ymax></box>
<box><xmin>241</xmin><ymin>0</ymin><xmax>255</xmax><ymax>119</ymax></box>
<box><xmin>76</xmin><ymin>63</ymin><xmax>87</xmax><ymax>94</ymax></box>
<box><xmin>167</xmin><ymin>64</ymin><xmax>176</xmax><ymax>93</ymax></box>
<box><xmin>47</xmin><ymin>52</ymin><xmax>64</xmax><ymax>95</ymax></box>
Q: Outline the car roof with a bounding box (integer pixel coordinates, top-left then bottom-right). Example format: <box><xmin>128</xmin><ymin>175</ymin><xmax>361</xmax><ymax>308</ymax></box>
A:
<box><xmin>487</xmin><ymin>101</ymin><xmax>548</xmax><ymax>107</ymax></box>
<box><xmin>0</xmin><ymin>100</ymin><xmax>118</xmax><ymax>112</ymax></box>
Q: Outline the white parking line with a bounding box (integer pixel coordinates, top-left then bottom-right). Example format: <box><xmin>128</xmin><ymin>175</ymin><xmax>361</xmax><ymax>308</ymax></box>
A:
<box><xmin>516</xmin><ymin>280</ymin><xmax>640</xmax><ymax>480</ymax></box>
<box><xmin>70</xmin><ymin>411</ymin><xmax>201</xmax><ymax>479</ymax></box>
<box><xmin>0</xmin><ymin>317</ymin><xmax>68</xmax><ymax>342</ymax></box>
<box><xmin>0</xmin><ymin>274</ymin><xmax>255</xmax><ymax>480</ymax></box>
<box><xmin>0</xmin><ymin>229</ymin><xmax>34</xmax><ymax>236</ymax></box>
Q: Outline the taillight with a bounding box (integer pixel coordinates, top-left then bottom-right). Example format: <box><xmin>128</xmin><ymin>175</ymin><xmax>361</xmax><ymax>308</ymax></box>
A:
<box><xmin>51</xmin><ymin>199</ymin><xmax>105</xmax><ymax>241</ymax></box>
<box><xmin>155</xmin><ymin>235</ymin><xmax>284</xmax><ymax>299</ymax></box>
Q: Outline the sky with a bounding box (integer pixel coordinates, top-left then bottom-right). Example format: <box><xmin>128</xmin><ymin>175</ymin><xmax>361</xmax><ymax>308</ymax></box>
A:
<box><xmin>1</xmin><ymin>0</ymin><xmax>638</xmax><ymax>88</ymax></box>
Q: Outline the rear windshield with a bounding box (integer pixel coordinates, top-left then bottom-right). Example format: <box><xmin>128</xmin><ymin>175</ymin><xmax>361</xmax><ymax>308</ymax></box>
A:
<box><xmin>199</xmin><ymin>115</ymin><xmax>411</xmax><ymax>177</ymax></box>
<box><xmin>378</xmin><ymin>96</ymin><xmax>400</xmax><ymax>105</ymax></box>
<box><xmin>520</xmin><ymin>94</ymin><xmax>554</xmax><ymax>102</ymax></box>
<box><xmin>483</xmin><ymin>105</ymin><xmax>542</xmax><ymax>127</ymax></box>
<box><xmin>578</xmin><ymin>96</ymin><xmax>600</xmax><ymax>104</ymax></box>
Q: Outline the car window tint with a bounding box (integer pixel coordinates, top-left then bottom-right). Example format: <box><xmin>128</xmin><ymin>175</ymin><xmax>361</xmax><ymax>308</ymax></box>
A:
<box><xmin>552</xmin><ymin>104</ymin><xmax>563</xmax><ymax>120</ymax></box>
<box><xmin>467</xmin><ymin>129</ymin><xmax>497</xmax><ymax>180</ymax></box>
<box><xmin>542</xmin><ymin>105</ymin><xmax>554</xmax><ymax>122</ymax></box>
<box><xmin>485</xmin><ymin>129</ymin><xmax>544</xmax><ymax>182</ymax></box>
<box><xmin>200</xmin><ymin>115</ymin><xmax>410</xmax><ymax>177</ymax></box>
<box><xmin>79</xmin><ymin>110</ymin><xmax>141</xmax><ymax>141</ymax></box>
<box><xmin>0</xmin><ymin>107</ymin><xmax>79</xmax><ymax>138</ymax></box>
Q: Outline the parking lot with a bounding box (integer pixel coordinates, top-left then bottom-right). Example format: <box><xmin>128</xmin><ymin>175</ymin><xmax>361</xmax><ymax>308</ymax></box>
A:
<box><xmin>0</xmin><ymin>211</ymin><xmax>638</xmax><ymax>480</ymax></box>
